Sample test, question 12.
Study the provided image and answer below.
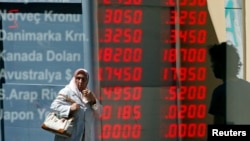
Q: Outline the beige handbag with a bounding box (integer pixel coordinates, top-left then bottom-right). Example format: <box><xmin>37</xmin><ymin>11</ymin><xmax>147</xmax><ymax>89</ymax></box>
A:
<box><xmin>41</xmin><ymin>94</ymin><xmax>76</xmax><ymax>137</ymax></box>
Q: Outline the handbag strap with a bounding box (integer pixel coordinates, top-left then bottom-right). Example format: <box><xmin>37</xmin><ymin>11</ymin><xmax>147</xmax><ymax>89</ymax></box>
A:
<box><xmin>57</xmin><ymin>94</ymin><xmax>77</xmax><ymax>104</ymax></box>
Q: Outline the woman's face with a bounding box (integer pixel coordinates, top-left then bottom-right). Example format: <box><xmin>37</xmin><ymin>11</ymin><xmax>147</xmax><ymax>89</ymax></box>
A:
<box><xmin>75</xmin><ymin>72</ymin><xmax>88</xmax><ymax>91</ymax></box>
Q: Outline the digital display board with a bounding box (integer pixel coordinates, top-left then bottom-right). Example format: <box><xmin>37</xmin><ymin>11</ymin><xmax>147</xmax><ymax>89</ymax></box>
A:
<box><xmin>97</xmin><ymin>0</ymin><xmax>214</xmax><ymax>141</ymax></box>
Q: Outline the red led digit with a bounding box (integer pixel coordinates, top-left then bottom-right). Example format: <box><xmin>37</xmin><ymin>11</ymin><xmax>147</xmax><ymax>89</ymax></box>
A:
<box><xmin>197</xmin><ymin>11</ymin><xmax>207</xmax><ymax>25</ymax></box>
<box><xmin>162</xmin><ymin>68</ymin><xmax>175</xmax><ymax>81</ymax></box>
<box><xmin>162</xmin><ymin>68</ymin><xmax>168</xmax><ymax>80</ymax></box>
<box><xmin>178</xmin><ymin>123</ymin><xmax>188</xmax><ymax>138</ymax></box>
<box><xmin>179</xmin><ymin>30</ymin><xmax>189</xmax><ymax>43</ymax></box>
<box><xmin>178</xmin><ymin>86</ymin><xmax>189</xmax><ymax>100</ymax></box>
<box><xmin>133</xmin><ymin>105</ymin><xmax>141</xmax><ymax>119</ymax></box>
<box><xmin>101</xmin><ymin>86</ymin><xmax>142</xmax><ymax>100</ymax></box>
<box><xmin>167</xmin><ymin>85</ymin><xmax>177</xmax><ymax>100</ymax></box>
<box><xmin>126</xmin><ymin>28</ymin><xmax>142</xmax><ymax>43</ymax></box>
<box><xmin>164</xmin><ymin>29</ymin><xmax>176</xmax><ymax>43</ymax></box>
<box><xmin>162</xmin><ymin>48</ymin><xmax>176</xmax><ymax>62</ymax></box>
<box><xmin>117</xmin><ymin>105</ymin><xmax>141</xmax><ymax>119</ymax></box>
<box><xmin>104</xmin><ymin>9</ymin><xmax>113</xmax><ymax>23</ymax></box>
<box><xmin>123</xmin><ymin>87</ymin><xmax>132</xmax><ymax>100</ymax></box>
<box><xmin>164</xmin><ymin>123</ymin><xmax>206</xmax><ymax>138</ymax></box>
<box><xmin>99</xmin><ymin>47</ymin><xmax>142</xmax><ymax>63</ymax></box>
<box><xmin>123</xmin><ymin>29</ymin><xmax>132</xmax><ymax>43</ymax></box>
<box><xmin>165</xmin><ymin>104</ymin><xmax>206</xmax><ymax>119</ymax></box>
<box><xmin>165</xmin><ymin>123</ymin><xmax>177</xmax><ymax>138</ymax></box>
<box><xmin>101</xmin><ymin>105</ymin><xmax>112</xmax><ymax>120</ymax></box>
<box><xmin>178</xmin><ymin>10</ymin><xmax>207</xmax><ymax>25</ymax></box>
<box><xmin>104</xmin><ymin>9</ymin><xmax>142</xmax><ymax>24</ymax></box>
<box><xmin>112</xmin><ymin>124</ymin><xmax>121</xmax><ymax>139</ymax></box>
<box><xmin>179</xmin><ymin>0</ymin><xmax>207</xmax><ymax>6</ymax></box>
<box><xmin>128</xmin><ymin>10</ymin><xmax>143</xmax><ymax>24</ymax></box>
<box><xmin>162</xmin><ymin>67</ymin><xmax>206</xmax><ymax>81</ymax></box>
<box><xmin>101</xmin><ymin>28</ymin><xmax>142</xmax><ymax>43</ymax></box>
<box><xmin>123</xmin><ymin>48</ymin><xmax>142</xmax><ymax>62</ymax></box>
<box><xmin>163</xmin><ymin>68</ymin><xmax>178</xmax><ymax>80</ymax></box>
<box><xmin>193</xmin><ymin>86</ymin><xmax>206</xmax><ymax>100</ymax></box>
<box><xmin>102</xmin><ymin>47</ymin><xmax>112</xmax><ymax>62</ymax></box>
<box><xmin>187</xmin><ymin>85</ymin><xmax>206</xmax><ymax>100</ymax></box>
<box><xmin>186</xmin><ymin>104</ymin><xmax>206</xmax><ymax>119</ymax></box>
<box><xmin>103</xmin><ymin>0</ymin><xmax>111</xmax><ymax>4</ymax></box>
<box><xmin>187</xmin><ymin>124</ymin><xmax>197</xmax><ymax>137</ymax></box>
<box><xmin>180</xmin><ymin>48</ymin><xmax>191</xmax><ymax>62</ymax></box>
<box><xmin>122</xmin><ymin>86</ymin><xmax>142</xmax><ymax>100</ymax></box>
<box><xmin>196</xmin><ymin>123</ymin><xmax>206</xmax><ymax>137</ymax></box>
<box><xmin>119</xmin><ymin>105</ymin><xmax>141</xmax><ymax>119</ymax></box>
<box><xmin>102</xmin><ymin>0</ymin><xmax>142</xmax><ymax>5</ymax></box>
<box><xmin>180</xmin><ymin>67</ymin><xmax>206</xmax><ymax>81</ymax></box>
<box><xmin>111</xmin><ymin>48</ymin><xmax>122</xmax><ymax>62</ymax></box>
<box><xmin>100</xmin><ymin>67</ymin><xmax>142</xmax><ymax>81</ymax></box>
<box><xmin>166</xmin><ymin>85</ymin><xmax>206</xmax><ymax>100</ymax></box>
<box><xmin>132</xmin><ymin>124</ymin><xmax>140</xmax><ymax>138</ymax></box>
<box><xmin>125</xmin><ymin>67</ymin><xmax>141</xmax><ymax>81</ymax></box>
<box><xmin>123</xmin><ymin>86</ymin><xmax>142</xmax><ymax>101</ymax></box>
<box><xmin>179</xmin><ymin>29</ymin><xmax>207</xmax><ymax>44</ymax></box>
<box><xmin>196</xmin><ymin>0</ymin><xmax>207</xmax><ymax>6</ymax></box>
<box><xmin>180</xmin><ymin>48</ymin><xmax>206</xmax><ymax>63</ymax></box>
<box><xmin>196</xmin><ymin>67</ymin><xmax>206</xmax><ymax>81</ymax></box>
<box><xmin>189</xmin><ymin>104</ymin><xmax>206</xmax><ymax>119</ymax></box>
<box><xmin>118</xmin><ymin>0</ymin><xmax>142</xmax><ymax>5</ymax></box>
<box><xmin>178</xmin><ymin>105</ymin><xmax>187</xmax><ymax>119</ymax></box>
<box><xmin>113</xmin><ymin>86</ymin><xmax>122</xmax><ymax>100</ymax></box>
<box><xmin>166</xmin><ymin>29</ymin><xmax>207</xmax><ymax>44</ymax></box>
<box><xmin>187</xmin><ymin>30</ymin><xmax>197</xmax><ymax>43</ymax></box>
<box><xmin>113</xmin><ymin>68</ymin><xmax>123</xmax><ymax>80</ymax></box>
<box><xmin>122</xmin><ymin>124</ymin><xmax>131</xmax><ymax>139</ymax></box>
<box><xmin>132</xmin><ymin>86</ymin><xmax>142</xmax><ymax>100</ymax></box>
<box><xmin>193</xmin><ymin>123</ymin><xmax>206</xmax><ymax>137</ymax></box>
<box><xmin>165</xmin><ymin>0</ymin><xmax>206</xmax><ymax>6</ymax></box>
<box><xmin>165</xmin><ymin>10</ymin><xmax>177</xmax><ymax>25</ymax></box>
<box><xmin>103</xmin><ymin>86</ymin><xmax>112</xmax><ymax>99</ymax></box>
<box><xmin>132</xmin><ymin>124</ymin><xmax>141</xmax><ymax>138</ymax></box>
<box><xmin>196</xmin><ymin>30</ymin><xmax>207</xmax><ymax>43</ymax></box>
<box><xmin>165</xmin><ymin>0</ymin><xmax>175</xmax><ymax>6</ymax></box>
<box><xmin>180</xmin><ymin>67</ymin><xmax>190</xmax><ymax>81</ymax></box>
<box><xmin>187</xmin><ymin>0</ymin><xmax>206</xmax><ymax>6</ymax></box>
<box><xmin>188</xmin><ymin>11</ymin><xmax>196</xmax><ymax>25</ymax></box>
<box><xmin>113</xmin><ymin>9</ymin><xmax>123</xmax><ymax>24</ymax></box>
<box><xmin>171</xmin><ymin>67</ymin><xmax>178</xmax><ymax>80</ymax></box>
<box><xmin>103</xmin><ymin>28</ymin><xmax>112</xmax><ymax>43</ymax></box>
<box><xmin>100</xmin><ymin>124</ymin><xmax>111</xmax><ymax>139</ymax></box>
<box><xmin>165</xmin><ymin>104</ymin><xmax>177</xmax><ymax>119</ymax></box>
<box><xmin>113</xmin><ymin>28</ymin><xmax>123</xmax><ymax>43</ymax></box>
<box><xmin>188</xmin><ymin>11</ymin><xmax>207</xmax><ymax>25</ymax></box>
<box><xmin>179</xmin><ymin>10</ymin><xmax>188</xmax><ymax>25</ymax></box>
<box><xmin>99</xmin><ymin>124</ymin><xmax>141</xmax><ymax>139</ymax></box>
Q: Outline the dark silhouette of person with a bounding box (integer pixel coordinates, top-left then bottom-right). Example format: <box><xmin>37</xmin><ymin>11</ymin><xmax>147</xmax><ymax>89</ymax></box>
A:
<box><xmin>208</xmin><ymin>41</ymin><xmax>250</xmax><ymax>124</ymax></box>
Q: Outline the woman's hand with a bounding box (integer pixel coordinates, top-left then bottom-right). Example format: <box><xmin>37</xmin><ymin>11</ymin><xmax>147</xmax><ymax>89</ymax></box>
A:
<box><xmin>70</xmin><ymin>103</ymin><xmax>80</xmax><ymax>111</ymax></box>
<box><xmin>83</xmin><ymin>89</ymin><xmax>96</xmax><ymax>104</ymax></box>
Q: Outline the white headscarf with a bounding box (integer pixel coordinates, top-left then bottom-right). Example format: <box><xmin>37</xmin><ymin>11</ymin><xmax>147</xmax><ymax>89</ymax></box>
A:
<box><xmin>66</xmin><ymin>68</ymin><xmax>89</xmax><ymax>103</ymax></box>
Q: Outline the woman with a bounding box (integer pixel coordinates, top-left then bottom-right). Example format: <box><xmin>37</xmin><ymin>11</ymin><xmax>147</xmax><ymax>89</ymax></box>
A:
<box><xmin>50</xmin><ymin>68</ymin><xmax>102</xmax><ymax>141</ymax></box>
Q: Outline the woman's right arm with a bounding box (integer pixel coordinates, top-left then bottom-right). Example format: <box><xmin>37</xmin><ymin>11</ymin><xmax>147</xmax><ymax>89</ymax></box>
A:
<box><xmin>50</xmin><ymin>89</ymin><xmax>73</xmax><ymax>118</ymax></box>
